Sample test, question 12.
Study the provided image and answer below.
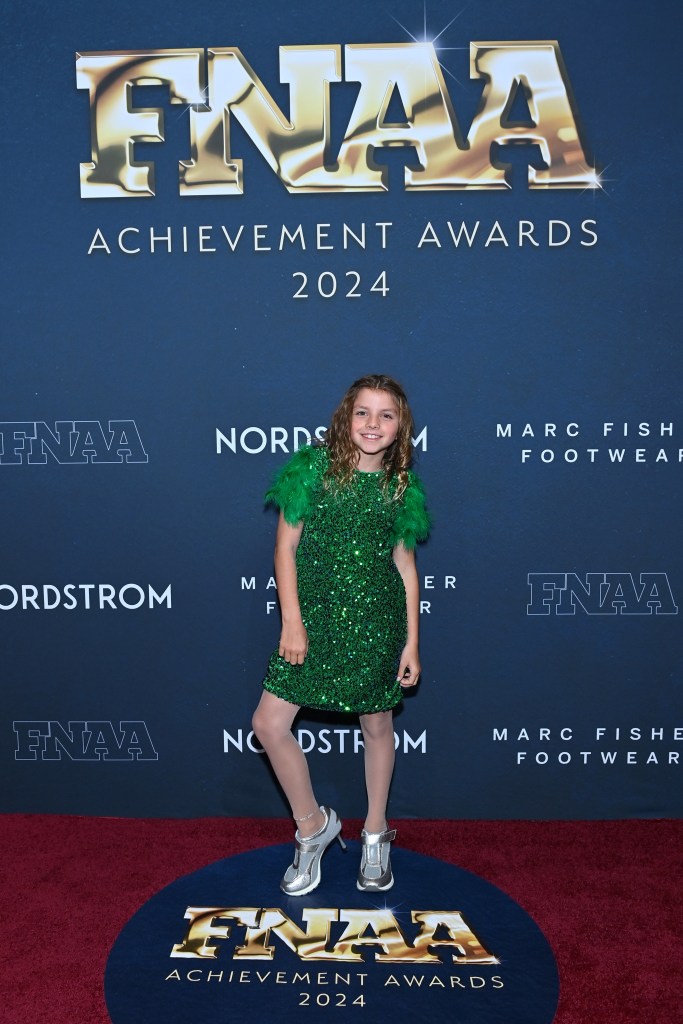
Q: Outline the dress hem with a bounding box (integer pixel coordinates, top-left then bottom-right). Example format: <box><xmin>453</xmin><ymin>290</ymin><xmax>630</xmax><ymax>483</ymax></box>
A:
<box><xmin>261</xmin><ymin>681</ymin><xmax>403</xmax><ymax>715</ymax></box>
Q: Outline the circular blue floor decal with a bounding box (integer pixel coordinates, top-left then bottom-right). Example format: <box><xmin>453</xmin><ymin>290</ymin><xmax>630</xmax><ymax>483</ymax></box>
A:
<box><xmin>106</xmin><ymin>842</ymin><xmax>558</xmax><ymax>1023</ymax></box>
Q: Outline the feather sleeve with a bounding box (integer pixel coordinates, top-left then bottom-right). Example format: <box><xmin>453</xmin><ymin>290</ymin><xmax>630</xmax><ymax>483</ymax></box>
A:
<box><xmin>390</xmin><ymin>471</ymin><xmax>431</xmax><ymax>549</ymax></box>
<box><xmin>264</xmin><ymin>445</ymin><xmax>326</xmax><ymax>525</ymax></box>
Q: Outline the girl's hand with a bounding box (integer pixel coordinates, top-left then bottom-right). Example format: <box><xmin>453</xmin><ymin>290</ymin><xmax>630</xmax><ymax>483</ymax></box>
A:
<box><xmin>279</xmin><ymin>621</ymin><xmax>309</xmax><ymax>665</ymax></box>
<box><xmin>397</xmin><ymin>644</ymin><xmax>421</xmax><ymax>687</ymax></box>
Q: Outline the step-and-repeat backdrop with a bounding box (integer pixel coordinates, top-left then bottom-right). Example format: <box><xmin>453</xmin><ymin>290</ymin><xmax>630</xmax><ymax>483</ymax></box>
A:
<box><xmin>3</xmin><ymin>0</ymin><xmax>681</xmax><ymax>819</ymax></box>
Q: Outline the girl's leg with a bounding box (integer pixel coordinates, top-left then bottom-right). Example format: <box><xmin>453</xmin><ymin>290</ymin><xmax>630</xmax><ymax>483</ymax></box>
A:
<box><xmin>359</xmin><ymin>710</ymin><xmax>395</xmax><ymax>832</ymax></box>
<box><xmin>252</xmin><ymin>691</ymin><xmax>324</xmax><ymax>837</ymax></box>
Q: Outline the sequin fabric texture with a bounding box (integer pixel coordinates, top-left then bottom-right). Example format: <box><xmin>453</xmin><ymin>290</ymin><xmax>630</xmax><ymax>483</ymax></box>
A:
<box><xmin>262</xmin><ymin>445</ymin><xmax>429</xmax><ymax>714</ymax></box>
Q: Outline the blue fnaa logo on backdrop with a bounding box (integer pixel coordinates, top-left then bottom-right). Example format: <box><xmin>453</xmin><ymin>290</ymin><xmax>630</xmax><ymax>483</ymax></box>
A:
<box><xmin>527</xmin><ymin>573</ymin><xmax>679</xmax><ymax>615</ymax></box>
<box><xmin>0</xmin><ymin>421</ymin><xmax>148</xmax><ymax>464</ymax></box>
<box><xmin>13</xmin><ymin>721</ymin><xmax>159</xmax><ymax>761</ymax></box>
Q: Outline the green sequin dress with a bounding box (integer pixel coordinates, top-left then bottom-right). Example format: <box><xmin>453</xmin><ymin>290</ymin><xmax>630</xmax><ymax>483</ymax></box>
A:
<box><xmin>262</xmin><ymin>445</ymin><xmax>430</xmax><ymax>714</ymax></box>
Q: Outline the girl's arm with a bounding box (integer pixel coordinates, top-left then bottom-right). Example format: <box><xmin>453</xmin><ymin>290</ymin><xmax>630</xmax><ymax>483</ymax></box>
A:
<box><xmin>274</xmin><ymin>512</ymin><xmax>308</xmax><ymax>665</ymax></box>
<box><xmin>392</xmin><ymin>543</ymin><xmax>421</xmax><ymax>687</ymax></box>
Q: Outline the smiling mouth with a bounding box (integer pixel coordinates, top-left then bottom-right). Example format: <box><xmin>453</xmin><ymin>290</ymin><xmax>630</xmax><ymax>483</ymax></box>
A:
<box><xmin>361</xmin><ymin>433</ymin><xmax>381</xmax><ymax>439</ymax></box>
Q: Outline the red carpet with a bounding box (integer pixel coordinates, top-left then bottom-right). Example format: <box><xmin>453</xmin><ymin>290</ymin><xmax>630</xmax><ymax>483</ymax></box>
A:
<box><xmin>2</xmin><ymin>816</ymin><xmax>680</xmax><ymax>1023</ymax></box>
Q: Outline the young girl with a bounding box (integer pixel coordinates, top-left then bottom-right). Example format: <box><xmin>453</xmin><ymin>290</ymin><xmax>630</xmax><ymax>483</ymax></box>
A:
<box><xmin>252</xmin><ymin>374</ymin><xmax>429</xmax><ymax>895</ymax></box>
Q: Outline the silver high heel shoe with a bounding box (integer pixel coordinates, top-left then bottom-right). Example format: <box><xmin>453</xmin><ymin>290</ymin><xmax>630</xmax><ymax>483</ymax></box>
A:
<box><xmin>281</xmin><ymin>806</ymin><xmax>346</xmax><ymax>896</ymax></box>
<box><xmin>357</xmin><ymin>826</ymin><xmax>397</xmax><ymax>891</ymax></box>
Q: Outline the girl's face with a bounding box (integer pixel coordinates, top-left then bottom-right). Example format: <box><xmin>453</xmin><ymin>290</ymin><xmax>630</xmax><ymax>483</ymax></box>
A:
<box><xmin>350</xmin><ymin>388</ymin><xmax>400</xmax><ymax>467</ymax></box>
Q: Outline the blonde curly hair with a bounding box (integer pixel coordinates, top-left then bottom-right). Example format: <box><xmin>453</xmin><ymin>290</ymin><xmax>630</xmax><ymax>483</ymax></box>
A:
<box><xmin>324</xmin><ymin>374</ymin><xmax>415</xmax><ymax>499</ymax></box>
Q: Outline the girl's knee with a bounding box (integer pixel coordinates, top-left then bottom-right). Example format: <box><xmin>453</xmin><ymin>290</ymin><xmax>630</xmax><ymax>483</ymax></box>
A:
<box><xmin>252</xmin><ymin>701</ymin><xmax>292</xmax><ymax>747</ymax></box>
<box><xmin>250</xmin><ymin>704</ymin><xmax>278</xmax><ymax>745</ymax></box>
<box><xmin>251</xmin><ymin>707</ymin><xmax>264</xmax><ymax>740</ymax></box>
<box><xmin>252</xmin><ymin>705</ymin><xmax>276</xmax><ymax>745</ymax></box>
<box><xmin>360</xmin><ymin>710</ymin><xmax>394</xmax><ymax>742</ymax></box>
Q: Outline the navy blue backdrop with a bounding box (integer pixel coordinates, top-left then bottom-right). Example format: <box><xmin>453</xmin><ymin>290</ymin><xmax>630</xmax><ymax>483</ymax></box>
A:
<box><xmin>2</xmin><ymin>0</ymin><xmax>681</xmax><ymax>819</ymax></box>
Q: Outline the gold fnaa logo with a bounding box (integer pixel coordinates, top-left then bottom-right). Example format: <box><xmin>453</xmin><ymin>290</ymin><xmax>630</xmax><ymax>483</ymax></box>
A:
<box><xmin>76</xmin><ymin>42</ymin><xmax>597</xmax><ymax>197</ymax></box>
<box><xmin>170</xmin><ymin>906</ymin><xmax>498</xmax><ymax>963</ymax></box>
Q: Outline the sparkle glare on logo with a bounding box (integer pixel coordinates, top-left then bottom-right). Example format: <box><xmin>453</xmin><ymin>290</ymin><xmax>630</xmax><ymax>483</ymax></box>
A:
<box><xmin>388</xmin><ymin>2</ymin><xmax>469</xmax><ymax>86</ymax></box>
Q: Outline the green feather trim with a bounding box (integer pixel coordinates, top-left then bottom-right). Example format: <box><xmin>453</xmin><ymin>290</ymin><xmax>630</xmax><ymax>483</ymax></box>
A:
<box><xmin>390</xmin><ymin>471</ymin><xmax>431</xmax><ymax>549</ymax></box>
<box><xmin>264</xmin><ymin>445</ymin><xmax>326</xmax><ymax>525</ymax></box>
